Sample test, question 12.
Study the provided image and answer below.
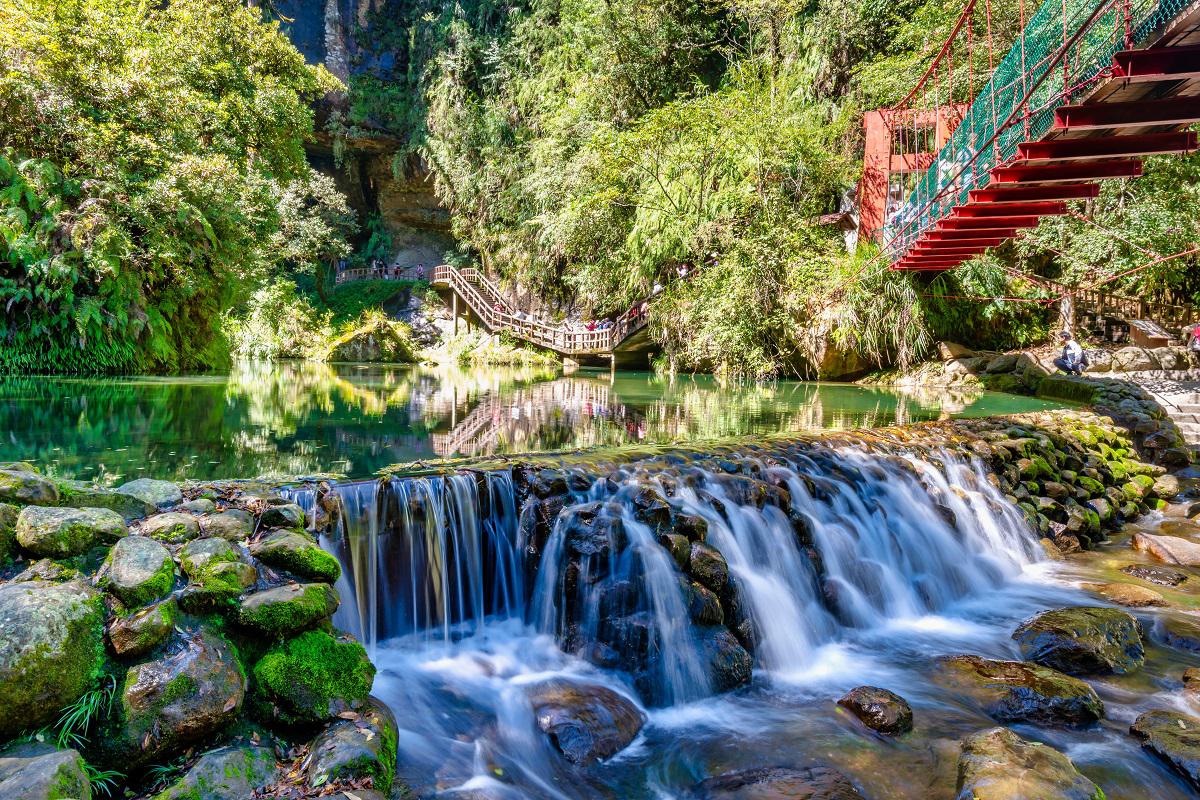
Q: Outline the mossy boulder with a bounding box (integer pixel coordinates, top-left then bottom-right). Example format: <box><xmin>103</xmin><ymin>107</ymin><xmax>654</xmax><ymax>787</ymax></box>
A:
<box><xmin>151</xmin><ymin>745</ymin><xmax>278</xmax><ymax>800</ymax></box>
<box><xmin>321</xmin><ymin>315</ymin><xmax>416</xmax><ymax>363</ymax></box>
<box><xmin>140</xmin><ymin>512</ymin><xmax>201</xmax><ymax>543</ymax></box>
<box><xmin>0</xmin><ymin>468</ymin><xmax>59</xmax><ymax>506</ymax></box>
<box><xmin>688</xmin><ymin>541</ymin><xmax>729</xmax><ymax>593</ymax></box>
<box><xmin>15</xmin><ymin>506</ymin><xmax>126</xmax><ymax>558</ymax></box>
<box><xmin>178</xmin><ymin>537</ymin><xmax>257</xmax><ymax>612</ymax></box>
<box><xmin>58</xmin><ymin>482</ymin><xmax>155</xmax><ymax>521</ymax></box>
<box><xmin>252</xmin><ymin>630</ymin><xmax>375</xmax><ymax>727</ymax></box>
<box><xmin>306</xmin><ymin>697</ymin><xmax>397</xmax><ymax>793</ymax></box>
<box><xmin>100</xmin><ymin>535</ymin><xmax>175</xmax><ymax>607</ymax></box>
<box><xmin>250</xmin><ymin>530</ymin><xmax>341</xmax><ymax>582</ymax></box>
<box><xmin>0</xmin><ymin>742</ymin><xmax>92</xmax><ymax>800</ymax></box>
<box><xmin>0</xmin><ymin>580</ymin><xmax>106</xmax><ymax>741</ymax></box>
<box><xmin>117</xmin><ymin>478</ymin><xmax>182</xmax><ymax>509</ymax></box>
<box><xmin>956</xmin><ymin>727</ymin><xmax>1104</xmax><ymax>800</ymax></box>
<box><xmin>1130</xmin><ymin>709</ymin><xmax>1200</xmax><ymax>789</ymax></box>
<box><xmin>237</xmin><ymin>582</ymin><xmax>339</xmax><ymax>637</ymax></box>
<box><xmin>0</xmin><ymin>501</ymin><xmax>17</xmax><ymax>561</ymax></box>
<box><xmin>108</xmin><ymin>599</ymin><xmax>177</xmax><ymax>658</ymax></box>
<box><xmin>1013</xmin><ymin>606</ymin><xmax>1144</xmax><ymax>675</ymax></box>
<box><xmin>526</xmin><ymin>679</ymin><xmax>645</xmax><ymax>767</ymax></box>
<box><xmin>199</xmin><ymin>510</ymin><xmax>253</xmax><ymax>541</ymax></box>
<box><xmin>936</xmin><ymin>655</ymin><xmax>1103</xmax><ymax>726</ymax></box>
<box><xmin>259</xmin><ymin>502</ymin><xmax>305</xmax><ymax>530</ymax></box>
<box><xmin>111</xmin><ymin>628</ymin><xmax>246</xmax><ymax>768</ymax></box>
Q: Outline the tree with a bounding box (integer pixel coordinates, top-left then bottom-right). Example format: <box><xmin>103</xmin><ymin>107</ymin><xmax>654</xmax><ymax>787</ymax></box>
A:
<box><xmin>271</xmin><ymin>170</ymin><xmax>359</xmax><ymax>301</ymax></box>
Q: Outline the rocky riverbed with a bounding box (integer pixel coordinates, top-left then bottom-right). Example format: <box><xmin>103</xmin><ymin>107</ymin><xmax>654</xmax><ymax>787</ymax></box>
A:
<box><xmin>1</xmin><ymin>404</ymin><xmax>1200</xmax><ymax>799</ymax></box>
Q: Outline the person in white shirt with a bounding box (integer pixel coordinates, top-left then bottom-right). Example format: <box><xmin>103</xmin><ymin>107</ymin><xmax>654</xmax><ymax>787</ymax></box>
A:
<box><xmin>1053</xmin><ymin>330</ymin><xmax>1085</xmax><ymax>375</ymax></box>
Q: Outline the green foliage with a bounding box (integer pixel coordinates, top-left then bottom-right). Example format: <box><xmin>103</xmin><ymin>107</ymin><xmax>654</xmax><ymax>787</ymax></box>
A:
<box><xmin>251</xmin><ymin>630</ymin><xmax>375</xmax><ymax>726</ymax></box>
<box><xmin>223</xmin><ymin>279</ymin><xmax>331</xmax><ymax>360</ymax></box>
<box><xmin>321</xmin><ymin>280</ymin><xmax>419</xmax><ymax>324</ymax></box>
<box><xmin>82</xmin><ymin>761</ymin><xmax>124</xmax><ymax>798</ymax></box>
<box><xmin>0</xmin><ymin>0</ymin><xmax>341</xmax><ymax>374</ymax></box>
<box><xmin>54</xmin><ymin>675</ymin><xmax>117</xmax><ymax>750</ymax></box>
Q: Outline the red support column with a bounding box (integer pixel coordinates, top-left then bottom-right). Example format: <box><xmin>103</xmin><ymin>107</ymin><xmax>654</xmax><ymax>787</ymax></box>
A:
<box><xmin>857</xmin><ymin>110</ymin><xmax>892</xmax><ymax>246</ymax></box>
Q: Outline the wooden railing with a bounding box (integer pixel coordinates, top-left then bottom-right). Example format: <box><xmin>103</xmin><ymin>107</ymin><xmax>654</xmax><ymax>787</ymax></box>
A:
<box><xmin>1036</xmin><ymin>277</ymin><xmax>1197</xmax><ymax>332</ymax></box>
<box><xmin>334</xmin><ymin>264</ymin><xmax>652</xmax><ymax>355</ymax></box>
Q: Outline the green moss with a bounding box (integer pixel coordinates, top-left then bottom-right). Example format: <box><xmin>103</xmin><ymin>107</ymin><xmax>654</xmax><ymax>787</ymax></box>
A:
<box><xmin>237</xmin><ymin>584</ymin><xmax>337</xmax><ymax>637</ymax></box>
<box><xmin>251</xmin><ymin>630</ymin><xmax>374</xmax><ymax>726</ymax></box>
<box><xmin>252</xmin><ymin>531</ymin><xmax>341</xmax><ymax>582</ymax></box>
<box><xmin>163</xmin><ymin>674</ymin><xmax>197</xmax><ymax>704</ymax></box>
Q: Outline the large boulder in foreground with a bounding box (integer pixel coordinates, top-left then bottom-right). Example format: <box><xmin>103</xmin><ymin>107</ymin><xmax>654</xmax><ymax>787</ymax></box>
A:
<box><xmin>15</xmin><ymin>506</ymin><xmax>126</xmax><ymax>558</ymax></box>
<box><xmin>252</xmin><ymin>630</ymin><xmax>375</xmax><ymax>727</ymax></box>
<box><xmin>60</xmin><ymin>482</ymin><xmax>155</xmax><ymax>521</ymax></box>
<box><xmin>936</xmin><ymin>655</ymin><xmax>1103</xmax><ymax>726</ymax></box>
<box><xmin>956</xmin><ymin>727</ymin><xmax>1104</xmax><ymax>800</ymax></box>
<box><xmin>1130</xmin><ymin>710</ymin><xmax>1200</xmax><ymax>789</ymax></box>
<box><xmin>307</xmin><ymin>698</ymin><xmax>398</xmax><ymax>793</ymax></box>
<box><xmin>1012</xmin><ymin>606</ymin><xmax>1144</xmax><ymax>675</ymax></box>
<box><xmin>0</xmin><ymin>742</ymin><xmax>91</xmax><ymax>800</ymax></box>
<box><xmin>152</xmin><ymin>745</ymin><xmax>278</xmax><ymax>800</ymax></box>
<box><xmin>0</xmin><ymin>468</ymin><xmax>58</xmax><ymax>505</ymax></box>
<box><xmin>836</xmin><ymin>686</ymin><xmax>913</xmax><ymax>735</ymax></box>
<box><xmin>526</xmin><ymin>679</ymin><xmax>645</xmax><ymax>767</ymax></box>
<box><xmin>0</xmin><ymin>581</ymin><xmax>105</xmax><ymax>740</ymax></box>
<box><xmin>688</xmin><ymin>765</ymin><xmax>865</xmax><ymax>799</ymax></box>
<box><xmin>111</xmin><ymin>628</ymin><xmax>246</xmax><ymax>767</ymax></box>
<box><xmin>101</xmin><ymin>535</ymin><xmax>175</xmax><ymax>607</ymax></box>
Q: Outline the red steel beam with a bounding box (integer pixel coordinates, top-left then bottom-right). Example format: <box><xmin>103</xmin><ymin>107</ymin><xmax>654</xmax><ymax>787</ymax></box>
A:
<box><xmin>1055</xmin><ymin>97</ymin><xmax>1200</xmax><ymax>130</ymax></box>
<box><xmin>910</xmin><ymin>246</ymin><xmax>991</xmax><ymax>256</ymax></box>
<box><xmin>953</xmin><ymin>201</ymin><xmax>1069</xmax><ymax>217</ymax></box>
<box><xmin>969</xmin><ymin>184</ymin><xmax>1100</xmax><ymax>203</ymax></box>
<box><xmin>991</xmin><ymin>159</ymin><xmax>1142</xmax><ymax>184</ymax></box>
<box><xmin>892</xmin><ymin>262</ymin><xmax>958</xmax><ymax>271</ymax></box>
<box><xmin>1016</xmin><ymin>131</ymin><xmax>1197</xmax><ymax>162</ymax></box>
<box><xmin>923</xmin><ymin>231</ymin><xmax>1012</xmax><ymax>242</ymax></box>
<box><xmin>936</xmin><ymin>215</ymin><xmax>1041</xmax><ymax>230</ymax></box>
<box><xmin>1112</xmin><ymin>45</ymin><xmax>1200</xmax><ymax>83</ymax></box>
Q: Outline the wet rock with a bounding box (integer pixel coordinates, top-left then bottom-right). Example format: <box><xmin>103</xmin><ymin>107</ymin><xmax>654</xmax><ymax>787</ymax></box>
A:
<box><xmin>118</xmin><ymin>477</ymin><xmax>182</xmax><ymax>509</ymax></box>
<box><xmin>1155</xmin><ymin>474</ymin><xmax>1183</xmax><ymax>499</ymax></box>
<box><xmin>936</xmin><ymin>655</ymin><xmax>1103</xmax><ymax>726</ymax></box>
<box><xmin>152</xmin><ymin>745</ymin><xmax>278</xmax><ymax>800</ymax></box>
<box><xmin>15</xmin><ymin>505</ymin><xmax>126</xmax><ymax>558</ymax></box>
<box><xmin>101</xmin><ymin>535</ymin><xmax>175</xmax><ymax>607</ymax></box>
<box><xmin>526</xmin><ymin>678</ymin><xmax>645</xmax><ymax>767</ymax></box>
<box><xmin>179</xmin><ymin>498</ymin><xmax>216</xmax><ymax>514</ymax></box>
<box><xmin>956</xmin><ymin>727</ymin><xmax>1104</xmax><ymax>800</ymax></box>
<box><xmin>108</xmin><ymin>599</ymin><xmax>177</xmax><ymax>658</ymax></box>
<box><xmin>562</xmin><ymin>503</ymin><xmax>626</xmax><ymax>559</ymax></box>
<box><xmin>59</xmin><ymin>482</ymin><xmax>155</xmax><ymax>521</ymax></box>
<box><xmin>252</xmin><ymin>630</ymin><xmax>375</xmax><ymax>726</ymax></box>
<box><xmin>260</xmin><ymin>502</ymin><xmax>305</xmax><ymax>530</ymax></box>
<box><xmin>178</xmin><ymin>537</ymin><xmax>257</xmax><ymax>612</ymax></box>
<box><xmin>673</xmin><ymin>512</ymin><xmax>709</xmax><ymax>541</ymax></box>
<box><xmin>11</xmin><ymin>558</ymin><xmax>78</xmax><ymax>583</ymax></box>
<box><xmin>307</xmin><ymin>698</ymin><xmax>397</xmax><ymax>792</ymax></box>
<box><xmin>1083</xmin><ymin>582</ymin><xmax>1165</xmax><ymax>607</ymax></box>
<box><xmin>237</xmin><ymin>582</ymin><xmax>339</xmax><ymax>637</ymax></box>
<box><xmin>0</xmin><ymin>468</ymin><xmax>58</xmax><ymax>506</ymax></box>
<box><xmin>250</xmin><ymin>529</ymin><xmax>341</xmax><ymax>582</ymax></box>
<box><xmin>0</xmin><ymin>742</ymin><xmax>91</xmax><ymax>800</ymax></box>
<box><xmin>686</xmin><ymin>581</ymin><xmax>724</xmax><ymax>625</ymax></box>
<box><xmin>0</xmin><ymin>580</ymin><xmax>105</xmax><ymax>740</ymax></box>
<box><xmin>1121</xmin><ymin>563</ymin><xmax>1188</xmax><ymax>586</ymax></box>
<box><xmin>141</xmin><ymin>511</ymin><xmax>201</xmax><ymax>543</ymax></box>
<box><xmin>689</xmin><ymin>541</ymin><xmax>729</xmax><ymax>593</ymax></box>
<box><xmin>632</xmin><ymin>487</ymin><xmax>671</xmax><ymax>531</ymax></box>
<box><xmin>113</xmin><ymin>628</ymin><xmax>246</xmax><ymax>767</ymax></box>
<box><xmin>1013</xmin><ymin>606</ymin><xmax>1144</xmax><ymax>675</ymax></box>
<box><xmin>698</xmin><ymin>626</ymin><xmax>753</xmax><ymax>694</ymax></box>
<box><xmin>836</xmin><ymin>686</ymin><xmax>913</xmax><ymax>735</ymax></box>
<box><xmin>1131</xmin><ymin>710</ymin><xmax>1200</xmax><ymax>789</ymax></box>
<box><xmin>689</xmin><ymin>765</ymin><xmax>865</xmax><ymax>799</ymax></box>
<box><xmin>1156</xmin><ymin>615</ymin><xmax>1200</xmax><ymax>653</ymax></box>
<box><xmin>659</xmin><ymin>533</ymin><xmax>691</xmax><ymax>568</ymax></box>
<box><xmin>199</xmin><ymin>509</ymin><xmax>254</xmax><ymax>541</ymax></box>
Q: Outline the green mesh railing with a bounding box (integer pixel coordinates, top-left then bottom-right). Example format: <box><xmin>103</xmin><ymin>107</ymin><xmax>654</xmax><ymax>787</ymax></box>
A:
<box><xmin>885</xmin><ymin>0</ymin><xmax>1189</xmax><ymax>258</ymax></box>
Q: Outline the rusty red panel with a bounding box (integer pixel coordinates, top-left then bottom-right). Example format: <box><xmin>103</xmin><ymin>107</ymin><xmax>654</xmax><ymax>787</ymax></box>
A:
<box><xmin>969</xmin><ymin>184</ymin><xmax>1100</xmax><ymax>203</ymax></box>
<box><xmin>1055</xmin><ymin>97</ymin><xmax>1200</xmax><ymax>130</ymax></box>
<box><xmin>1112</xmin><ymin>45</ymin><xmax>1200</xmax><ymax>83</ymax></box>
<box><xmin>953</xmin><ymin>201</ymin><xmax>1068</xmax><ymax>217</ymax></box>
<box><xmin>991</xmin><ymin>159</ymin><xmax>1142</xmax><ymax>184</ymax></box>
<box><xmin>1016</xmin><ymin>131</ymin><xmax>1197</xmax><ymax>162</ymax></box>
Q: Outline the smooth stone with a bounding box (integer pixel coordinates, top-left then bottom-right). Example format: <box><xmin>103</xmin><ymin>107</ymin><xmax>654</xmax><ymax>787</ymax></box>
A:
<box><xmin>199</xmin><ymin>509</ymin><xmax>253</xmax><ymax>541</ymax></box>
<box><xmin>1083</xmin><ymin>581</ymin><xmax>1165</xmax><ymax>607</ymax></box>
<box><xmin>108</xmin><ymin>599</ymin><xmax>177</xmax><ymax>658</ymax></box>
<box><xmin>836</xmin><ymin>686</ymin><xmax>913</xmax><ymax>735</ymax></box>
<box><xmin>1013</xmin><ymin>606</ymin><xmax>1144</xmax><ymax>675</ymax></box>
<box><xmin>151</xmin><ymin>745</ymin><xmax>278</xmax><ymax>800</ymax></box>
<box><xmin>0</xmin><ymin>581</ymin><xmax>105</xmax><ymax>740</ymax></box>
<box><xmin>250</xmin><ymin>529</ymin><xmax>341</xmax><ymax>582</ymax></box>
<box><xmin>936</xmin><ymin>655</ymin><xmax>1103</xmax><ymax>726</ymax></box>
<box><xmin>307</xmin><ymin>698</ymin><xmax>397</xmax><ymax>792</ymax></box>
<box><xmin>140</xmin><ymin>512</ymin><xmax>201</xmax><ymax>543</ymax></box>
<box><xmin>11</xmin><ymin>558</ymin><xmax>78</xmax><ymax>583</ymax></box>
<box><xmin>689</xmin><ymin>541</ymin><xmax>729</xmax><ymax>593</ymax></box>
<box><xmin>180</xmin><ymin>537</ymin><xmax>239</xmax><ymax>577</ymax></box>
<box><xmin>1131</xmin><ymin>710</ymin><xmax>1200</xmax><ymax>789</ymax></box>
<box><xmin>0</xmin><ymin>469</ymin><xmax>58</xmax><ymax>506</ymax></box>
<box><xmin>956</xmin><ymin>727</ymin><xmax>1104</xmax><ymax>800</ymax></box>
<box><xmin>1121</xmin><ymin>563</ymin><xmax>1188</xmax><ymax>586</ymax></box>
<box><xmin>236</xmin><ymin>582</ymin><xmax>339</xmax><ymax>637</ymax></box>
<box><xmin>0</xmin><ymin>742</ymin><xmax>91</xmax><ymax>800</ymax></box>
<box><xmin>118</xmin><ymin>477</ymin><xmax>183</xmax><ymax>509</ymax></box>
<box><xmin>102</xmin><ymin>535</ymin><xmax>175</xmax><ymax>607</ymax></box>
<box><xmin>112</xmin><ymin>628</ymin><xmax>246</xmax><ymax>767</ymax></box>
<box><xmin>689</xmin><ymin>765</ymin><xmax>865</xmax><ymax>799</ymax></box>
<box><xmin>179</xmin><ymin>498</ymin><xmax>216</xmax><ymax>514</ymax></box>
<box><xmin>526</xmin><ymin>679</ymin><xmax>645</xmax><ymax>767</ymax></box>
<box><xmin>698</xmin><ymin>626</ymin><xmax>753</xmax><ymax>694</ymax></box>
<box><xmin>15</xmin><ymin>506</ymin><xmax>126</xmax><ymax>558</ymax></box>
<box><xmin>1133</xmin><ymin>532</ymin><xmax>1200</xmax><ymax>566</ymax></box>
<box><xmin>1156</xmin><ymin>615</ymin><xmax>1200</xmax><ymax>653</ymax></box>
<box><xmin>59</xmin><ymin>482</ymin><xmax>155</xmax><ymax>521</ymax></box>
<box><xmin>259</xmin><ymin>502</ymin><xmax>305</xmax><ymax>530</ymax></box>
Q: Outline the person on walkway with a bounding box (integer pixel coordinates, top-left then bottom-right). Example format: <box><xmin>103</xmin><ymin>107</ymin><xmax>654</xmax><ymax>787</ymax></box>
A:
<box><xmin>1053</xmin><ymin>330</ymin><xmax>1085</xmax><ymax>375</ymax></box>
<box><xmin>1189</xmin><ymin>321</ymin><xmax>1200</xmax><ymax>354</ymax></box>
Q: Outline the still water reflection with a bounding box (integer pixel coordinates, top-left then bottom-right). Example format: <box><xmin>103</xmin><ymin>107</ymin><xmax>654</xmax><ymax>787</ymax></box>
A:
<box><xmin>0</xmin><ymin>361</ymin><xmax>1062</xmax><ymax>482</ymax></box>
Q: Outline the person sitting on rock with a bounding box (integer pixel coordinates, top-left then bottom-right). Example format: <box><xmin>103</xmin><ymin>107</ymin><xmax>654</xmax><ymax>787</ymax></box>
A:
<box><xmin>1053</xmin><ymin>330</ymin><xmax>1085</xmax><ymax>376</ymax></box>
